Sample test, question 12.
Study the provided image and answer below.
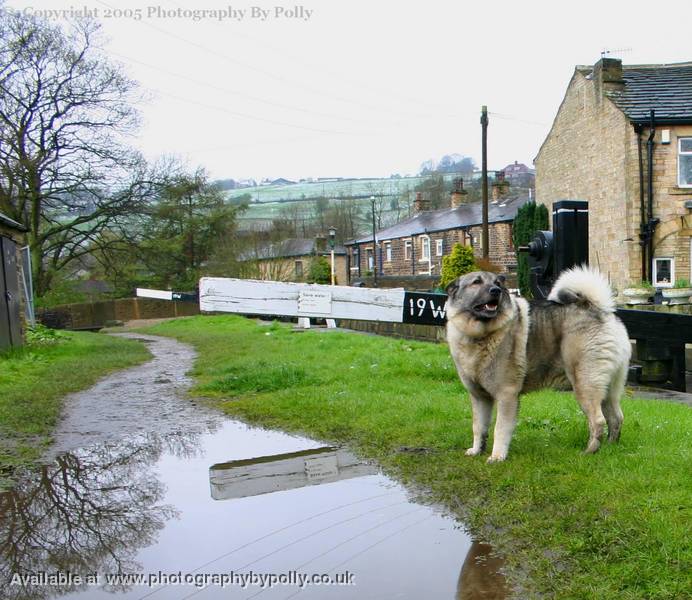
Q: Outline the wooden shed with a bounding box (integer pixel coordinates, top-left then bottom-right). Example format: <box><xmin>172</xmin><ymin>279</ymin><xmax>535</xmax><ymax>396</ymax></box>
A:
<box><xmin>0</xmin><ymin>212</ymin><xmax>28</xmax><ymax>350</ymax></box>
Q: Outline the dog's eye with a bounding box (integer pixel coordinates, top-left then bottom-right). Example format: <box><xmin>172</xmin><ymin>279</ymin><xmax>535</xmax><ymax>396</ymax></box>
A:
<box><xmin>472</xmin><ymin>277</ymin><xmax>482</xmax><ymax>285</ymax></box>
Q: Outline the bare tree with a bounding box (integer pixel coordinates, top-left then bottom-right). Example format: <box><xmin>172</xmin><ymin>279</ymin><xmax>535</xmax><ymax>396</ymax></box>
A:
<box><xmin>0</xmin><ymin>11</ymin><xmax>157</xmax><ymax>295</ymax></box>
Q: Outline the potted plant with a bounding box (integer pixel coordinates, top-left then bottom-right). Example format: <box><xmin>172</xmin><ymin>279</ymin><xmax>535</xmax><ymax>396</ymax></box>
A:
<box><xmin>662</xmin><ymin>278</ymin><xmax>692</xmax><ymax>305</ymax></box>
<box><xmin>622</xmin><ymin>281</ymin><xmax>654</xmax><ymax>305</ymax></box>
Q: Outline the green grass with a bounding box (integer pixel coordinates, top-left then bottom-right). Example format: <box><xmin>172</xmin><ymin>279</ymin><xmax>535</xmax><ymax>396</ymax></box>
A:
<box><xmin>143</xmin><ymin>315</ymin><xmax>691</xmax><ymax>599</ymax></box>
<box><xmin>0</xmin><ymin>329</ymin><xmax>150</xmax><ymax>483</ymax></box>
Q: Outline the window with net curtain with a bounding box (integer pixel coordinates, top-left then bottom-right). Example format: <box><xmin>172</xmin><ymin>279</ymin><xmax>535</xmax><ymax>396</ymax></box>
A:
<box><xmin>679</xmin><ymin>138</ymin><xmax>692</xmax><ymax>187</ymax></box>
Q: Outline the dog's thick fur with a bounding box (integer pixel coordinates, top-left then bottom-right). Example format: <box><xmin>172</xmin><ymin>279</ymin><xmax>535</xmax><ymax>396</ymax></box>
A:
<box><xmin>445</xmin><ymin>267</ymin><xmax>631</xmax><ymax>462</ymax></box>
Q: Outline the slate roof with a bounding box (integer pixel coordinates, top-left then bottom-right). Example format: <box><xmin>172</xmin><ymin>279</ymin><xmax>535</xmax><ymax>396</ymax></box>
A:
<box><xmin>346</xmin><ymin>194</ymin><xmax>530</xmax><ymax>245</ymax></box>
<box><xmin>240</xmin><ymin>238</ymin><xmax>347</xmax><ymax>261</ymax></box>
<box><xmin>581</xmin><ymin>62</ymin><xmax>692</xmax><ymax>124</ymax></box>
<box><xmin>0</xmin><ymin>211</ymin><xmax>27</xmax><ymax>232</ymax></box>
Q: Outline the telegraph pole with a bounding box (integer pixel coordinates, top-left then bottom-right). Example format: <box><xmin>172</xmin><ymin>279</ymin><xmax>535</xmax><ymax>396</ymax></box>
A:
<box><xmin>370</xmin><ymin>196</ymin><xmax>378</xmax><ymax>287</ymax></box>
<box><xmin>481</xmin><ymin>105</ymin><xmax>489</xmax><ymax>258</ymax></box>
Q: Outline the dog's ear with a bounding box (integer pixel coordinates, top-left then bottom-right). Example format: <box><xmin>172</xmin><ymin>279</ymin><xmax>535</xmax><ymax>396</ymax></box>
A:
<box><xmin>445</xmin><ymin>279</ymin><xmax>459</xmax><ymax>297</ymax></box>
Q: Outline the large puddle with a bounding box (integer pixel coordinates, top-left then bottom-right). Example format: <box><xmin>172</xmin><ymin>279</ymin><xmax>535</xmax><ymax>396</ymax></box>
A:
<box><xmin>1</xmin><ymin>334</ymin><xmax>508</xmax><ymax>599</ymax></box>
<box><xmin>1</xmin><ymin>421</ymin><xmax>508</xmax><ymax>599</ymax></box>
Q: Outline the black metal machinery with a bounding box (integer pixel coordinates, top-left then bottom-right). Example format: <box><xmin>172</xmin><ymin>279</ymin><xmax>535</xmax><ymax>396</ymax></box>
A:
<box><xmin>519</xmin><ymin>200</ymin><xmax>589</xmax><ymax>299</ymax></box>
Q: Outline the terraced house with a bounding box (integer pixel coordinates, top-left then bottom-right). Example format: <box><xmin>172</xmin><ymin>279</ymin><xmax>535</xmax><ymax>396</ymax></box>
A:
<box><xmin>536</xmin><ymin>58</ymin><xmax>692</xmax><ymax>292</ymax></box>
<box><xmin>239</xmin><ymin>235</ymin><xmax>348</xmax><ymax>284</ymax></box>
<box><xmin>345</xmin><ymin>177</ymin><xmax>529</xmax><ymax>283</ymax></box>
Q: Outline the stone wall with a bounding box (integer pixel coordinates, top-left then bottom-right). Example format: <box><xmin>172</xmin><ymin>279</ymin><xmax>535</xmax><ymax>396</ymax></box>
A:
<box><xmin>37</xmin><ymin>297</ymin><xmax>199</xmax><ymax>330</ymax></box>
<box><xmin>339</xmin><ymin>319</ymin><xmax>446</xmax><ymax>343</ymax></box>
<box><xmin>536</xmin><ymin>67</ymin><xmax>692</xmax><ymax>291</ymax></box>
<box><xmin>256</xmin><ymin>254</ymin><xmax>349</xmax><ymax>285</ymax></box>
<box><xmin>350</xmin><ymin>275</ymin><xmax>440</xmax><ymax>291</ymax></box>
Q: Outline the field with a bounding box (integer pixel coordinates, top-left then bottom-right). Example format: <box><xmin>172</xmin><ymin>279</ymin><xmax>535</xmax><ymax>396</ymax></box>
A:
<box><xmin>227</xmin><ymin>173</ymin><xmax>473</xmax><ymax>229</ymax></box>
<box><xmin>142</xmin><ymin>315</ymin><xmax>691</xmax><ymax>600</ymax></box>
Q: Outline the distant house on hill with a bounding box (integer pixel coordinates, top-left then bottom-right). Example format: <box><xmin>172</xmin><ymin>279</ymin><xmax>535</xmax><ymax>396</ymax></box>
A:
<box><xmin>500</xmin><ymin>161</ymin><xmax>535</xmax><ymax>187</ymax></box>
<box><xmin>240</xmin><ymin>236</ymin><xmax>348</xmax><ymax>284</ymax></box>
<box><xmin>535</xmin><ymin>58</ymin><xmax>692</xmax><ymax>292</ymax></box>
<box><xmin>345</xmin><ymin>176</ymin><xmax>529</xmax><ymax>282</ymax></box>
<box><xmin>271</xmin><ymin>178</ymin><xmax>295</xmax><ymax>186</ymax></box>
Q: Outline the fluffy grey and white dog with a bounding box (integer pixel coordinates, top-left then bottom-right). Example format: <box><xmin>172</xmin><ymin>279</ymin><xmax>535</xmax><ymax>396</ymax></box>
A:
<box><xmin>445</xmin><ymin>266</ymin><xmax>631</xmax><ymax>462</ymax></box>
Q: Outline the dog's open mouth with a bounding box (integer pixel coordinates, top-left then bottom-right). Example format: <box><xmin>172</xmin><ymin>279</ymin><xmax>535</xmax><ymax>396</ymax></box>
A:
<box><xmin>474</xmin><ymin>301</ymin><xmax>499</xmax><ymax>318</ymax></box>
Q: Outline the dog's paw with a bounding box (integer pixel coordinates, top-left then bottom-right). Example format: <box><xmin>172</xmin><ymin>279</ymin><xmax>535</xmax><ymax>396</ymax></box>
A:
<box><xmin>465</xmin><ymin>447</ymin><xmax>482</xmax><ymax>456</ymax></box>
<box><xmin>486</xmin><ymin>454</ymin><xmax>506</xmax><ymax>463</ymax></box>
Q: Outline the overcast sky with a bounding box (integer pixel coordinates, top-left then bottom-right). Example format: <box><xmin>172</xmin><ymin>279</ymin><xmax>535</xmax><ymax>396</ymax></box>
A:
<box><xmin>5</xmin><ymin>0</ymin><xmax>692</xmax><ymax>180</ymax></box>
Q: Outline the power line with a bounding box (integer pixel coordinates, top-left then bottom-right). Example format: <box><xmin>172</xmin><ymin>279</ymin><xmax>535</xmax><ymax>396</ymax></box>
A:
<box><xmin>160</xmin><ymin>0</ymin><xmax>466</xmax><ymax>116</ymax></box>
<box><xmin>135</xmin><ymin>489</ymin><xmax>400</xmax><ymax>600</ymax></box>
<box><xmin>93</xmin><ymin>0</ymin><xmax>431</xmax><ymax>120</ymax></box>
<box><xmin>108</xmin><ymin>49</ymin><xmax>403</xmax><ymax>127</ymax></box>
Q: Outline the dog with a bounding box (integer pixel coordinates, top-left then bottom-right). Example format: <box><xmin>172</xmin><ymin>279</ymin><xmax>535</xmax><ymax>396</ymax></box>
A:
<box><xmin>445</xmin><ymin>266</ymin><xmax>631</xmax><ymax>462</ymax></box>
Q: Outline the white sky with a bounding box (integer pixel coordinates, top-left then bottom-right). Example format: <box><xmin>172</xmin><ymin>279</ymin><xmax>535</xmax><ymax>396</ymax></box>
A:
<box><xmin>5</xmin><ymin>0</ymin><xmax>692</xmax><ymax>181</ymax></box>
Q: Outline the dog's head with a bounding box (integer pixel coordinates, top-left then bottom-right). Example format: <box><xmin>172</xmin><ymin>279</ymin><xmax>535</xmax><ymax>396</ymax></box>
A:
<box><xmin>445</xmin><ymin>271</ymin><xmax>513</xmax><ymax>335</ymax></box>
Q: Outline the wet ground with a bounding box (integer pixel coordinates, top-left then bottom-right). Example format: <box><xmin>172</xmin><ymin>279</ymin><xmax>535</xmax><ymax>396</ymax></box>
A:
<box><xmin>1</xmin><ymin>334</ymin><xmax>507</xmax><ymax>600</ymax></box>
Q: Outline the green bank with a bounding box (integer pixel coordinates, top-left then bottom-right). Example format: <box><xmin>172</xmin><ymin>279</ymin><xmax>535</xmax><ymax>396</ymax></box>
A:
<box><xmin>0</xmin><ymin>327</ymin><xmax>150</xmax><ymax>485</ymax></box>
<box><xmin>144</xmin><ymin>315</ymin><xmax>690</xmax><ymax>600</ymax></box>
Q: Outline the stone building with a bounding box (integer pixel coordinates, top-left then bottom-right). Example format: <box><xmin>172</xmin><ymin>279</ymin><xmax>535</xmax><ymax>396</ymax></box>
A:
<box><xmin>345</xmin><ymin>177</ymin><xmax>529</xmax><ymax>282</ymax></box>
<box><xmin>0</xmin><ymin>211</ymin><xmax>28</xmax><ymax>349</ymax></box>
<box><xmin>240</xmin><ymin>236</ymin><xmax>348</xmax><ymax>285</ymax></box>
<box><xmin>535</xmin><ymin>58</ymin><xmax>692</xmax><ymax>292</ymax></box>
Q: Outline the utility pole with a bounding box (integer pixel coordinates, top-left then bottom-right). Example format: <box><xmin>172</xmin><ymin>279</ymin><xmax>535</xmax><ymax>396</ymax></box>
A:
<box><xmin>481</xmin><ymin>106</ymin><xmax>489</xmax><ymax>258</ymax></box>
<box><xmin>370</xmin><ymin>196</ymin><xmax>378</xmax><ymax>286</ymax></box>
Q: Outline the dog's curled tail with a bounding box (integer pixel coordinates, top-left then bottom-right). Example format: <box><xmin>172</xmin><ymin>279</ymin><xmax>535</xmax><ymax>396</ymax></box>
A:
<box><xmin>547</xmin><ymin>266</ymin><xmax>616</xmax><ymax>312</ymax></box>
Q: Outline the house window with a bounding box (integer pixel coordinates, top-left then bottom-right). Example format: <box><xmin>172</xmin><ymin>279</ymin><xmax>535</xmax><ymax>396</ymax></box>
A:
<box><xmin>404</xmin><ymin>240</ymin><xmax>412</xmax><ymax>260</ymax></box>
<box><xmin>384</xmin><ymin>242</ymin><xmax>392</xmax><ymax>262</ymax></box>
<box><xmin>421</xmin><ymin>236</ymin><xmax>430</xmax><ymax>260</ymax></box>
<box><xmin>366</xmin><ymin>249</ymin><xmax>374</xmax><ymax>270</ymax></box>
<box><xmin>652</xmin><ymin>257</ymin><xmax>674</xmax><ymax>287</ymax></box>
<box><xmin>351</xmin><ymin>248</ymin><xmax>359</xmax><ymax>270</ymax></box>
<box><xmin>435</xmin><ymin>239</ymin><xmax>443</xmax><ymax>256</ymax></box>
<box><xmin>295</xmin><ymin>260</ymin><xmax>303</xmax><ymax>278</ymax></box>
<box><xmin>679</xmin><ymin>138</ymin><xmax>692</xmax><ymax>187</ymax></box>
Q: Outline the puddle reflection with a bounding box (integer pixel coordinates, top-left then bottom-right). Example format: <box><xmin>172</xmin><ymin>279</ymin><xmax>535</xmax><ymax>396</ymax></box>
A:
<box><xmin>1</xmin><ymin>421</ymin><xmax>507</xmax><ymax>599</ymax></box>
<box><xmin>210</xmin><ymin>446</ymin><xmax>378</xmax><ymax>500</ymax></box>
<box><xmin>0</xmin><ymin>429</ymin><xmax>214</xmax><ymax>599</ymax></box>
<box><xmin>457</xmin><ymin>541</ymin><xmax>509</xmax><ymax>600</ymax></box>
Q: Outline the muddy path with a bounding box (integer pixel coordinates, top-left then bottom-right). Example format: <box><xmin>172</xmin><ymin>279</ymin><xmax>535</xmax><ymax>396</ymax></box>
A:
<box><xmin>46</xmin><ymin>333</ymin><xmax>222</xmax><ymax>459</ymax></box>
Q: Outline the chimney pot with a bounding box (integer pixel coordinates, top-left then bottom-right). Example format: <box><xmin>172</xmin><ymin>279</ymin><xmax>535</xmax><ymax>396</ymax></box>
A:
<box><xmin>593</xmin><ymin>57</ymin><xmax>624</xmax><ymax>98</ymax></box>
<box><xmin>491</xmin><ymin>171</ymin><xmax>510</xmax><ymax>201</ymax></box>
<box><xmin>314</xmin><ymin>234</ymin><xmax>327</xmax><ymax>253</ymax></box>
<box><xmin>414</xmin><ymin>191</ymin><xmax>431</xmax><ymax>213</ymax></box>
<box><xmin>450</xmin><ymin>178</ymin><xmax>468</xmax><ymax>208</ymax></box>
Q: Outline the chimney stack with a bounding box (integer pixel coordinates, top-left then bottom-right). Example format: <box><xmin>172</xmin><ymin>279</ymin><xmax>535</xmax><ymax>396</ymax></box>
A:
<box><xmin>414</xmin><ymin>191</ymin><xmax>431</xmax><ymax>213</ymax></box>
<box><xmin>491</xmin><ymin>171</ymin><xmax>510</xmax><ymax>202</ymax></box>
<box><xmin>450</xmin><ymin>177</ymin><xmax>469</xmax><ymax>208</ymax></box>
<box><xmin>314</xmin><ymin>234</ymin><xmax>327</xmax><ymax>253</ymax></box>
<box><xmin>593</xmin><ymin>57</ymin><xmax>624</xmax><ymax>99</ymax></box>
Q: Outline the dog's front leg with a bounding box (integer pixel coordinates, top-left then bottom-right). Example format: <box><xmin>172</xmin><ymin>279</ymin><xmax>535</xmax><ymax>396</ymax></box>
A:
<box><xmin>466</xmin><ymin>394</ymin><xmax>493</xmax><ymax>456</ymax></box>
<box><xmin>488</xmin><ymin>390</ymin><xmax>520</xmax><ymax>463</ymax></box>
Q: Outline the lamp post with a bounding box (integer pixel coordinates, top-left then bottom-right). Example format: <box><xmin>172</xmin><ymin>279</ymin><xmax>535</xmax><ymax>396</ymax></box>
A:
<box><xmin>370</xmin><ymin>196</ymin><xmax>378</xmax><ymax>287</ymax></box>
<box><xmin>328</xmin><ymin>226</ymin><xmax>336</xmax><ymax>285</ymax></box>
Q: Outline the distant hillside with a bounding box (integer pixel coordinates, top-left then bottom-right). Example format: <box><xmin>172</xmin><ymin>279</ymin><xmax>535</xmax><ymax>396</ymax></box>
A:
<box><xmin>225</xmin><ymin>173</ymin><xmax>485</xmax><ymax>205</ymax></box>
<box><xmin>228</xmin><ymin>172</ymin><xmax>499</xmax><ymax>235</ymax></box>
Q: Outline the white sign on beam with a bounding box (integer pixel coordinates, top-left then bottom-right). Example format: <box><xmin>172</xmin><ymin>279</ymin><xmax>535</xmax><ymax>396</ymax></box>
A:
<box><xmin>298</xmin><ymin>290</ymin><xmax>332</xmax><ymax>314</ymax></box>
<box><xmin>136</xmin><ymin>288</ymin><xmax>173</xmax><ymax>301</ymax></box>
<box><xmin>199</xmin><ymin>277</ymin><xmax>406</xmax><ymax>323</ymax></box>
